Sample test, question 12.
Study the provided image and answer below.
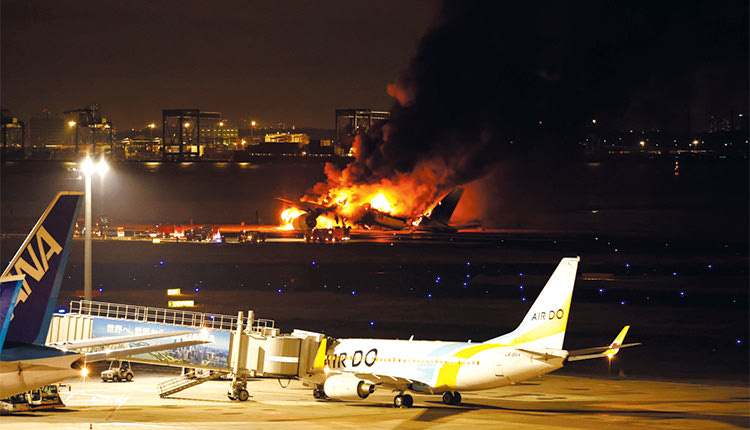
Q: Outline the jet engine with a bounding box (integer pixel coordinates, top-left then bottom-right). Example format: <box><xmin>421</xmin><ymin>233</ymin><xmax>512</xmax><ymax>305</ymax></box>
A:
<box><xmin>292</xmin><ymin>213</ymin><xmax>318</xmax><ymax>230</ymax></box>
<box><xmin>323</xmin><ymin>374</ymin><xmax>375</xmax><ymax>400</ymax></box>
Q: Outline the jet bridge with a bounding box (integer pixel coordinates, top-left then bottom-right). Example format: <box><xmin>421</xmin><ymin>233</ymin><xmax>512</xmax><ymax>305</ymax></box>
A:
<box><xmin>47</xmin><ymin>300</ymin><xmax>324</xmax><ymax>400</ymax></box>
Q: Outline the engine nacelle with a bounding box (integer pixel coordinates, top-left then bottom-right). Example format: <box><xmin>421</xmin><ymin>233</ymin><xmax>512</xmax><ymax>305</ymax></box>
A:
<box><xmin>292</xmin><ymin>213</ymin><xmax>318</xmax><ymax>230</ymax></box>
<box><xmin>323</xmin><ymin>374</ymin><xmax>375</xmax><ymax>400</ymax></box>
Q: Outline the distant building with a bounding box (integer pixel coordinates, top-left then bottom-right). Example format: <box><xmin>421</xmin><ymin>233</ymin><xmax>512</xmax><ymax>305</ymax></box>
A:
<box><xmin>335</xmin><ymin>108</ymin><xmax>390</xmax><ymax>155</ymax></box>
<box><xmin>121</xmin><ymin>135</ymin><xmax>162</xmax><ymax>160</ymax></box>
<box><xmin>29</xmin><ymin>112</ymin><xmax>65</xmax><ymax>148</ymax></box>
<box><xmin>264</xmin><ymin>133</ymin><xmax>309</xmax><ymax>144</ymax></box>
<box><xmin>200</xmin><ymin>120</ymin><xmax>238</xmax><ymax>147</ymax></box>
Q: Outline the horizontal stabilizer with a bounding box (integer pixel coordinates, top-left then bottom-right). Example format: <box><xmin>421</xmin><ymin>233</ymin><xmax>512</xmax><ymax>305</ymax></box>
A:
<box><xmin>567</xmin><ymin>326</ymin><xmax>640</xmax><ymax>362</ymax></box>
<box><xmin>516</xmin><ymin>348</ymin><xmax>567</xmax><ymax>361</ymax></box>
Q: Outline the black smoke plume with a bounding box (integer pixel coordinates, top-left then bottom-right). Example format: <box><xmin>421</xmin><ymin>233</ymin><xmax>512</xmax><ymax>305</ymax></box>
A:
<box><xmin>319</xmin><ymin>1</ymin><xmax>747</xmax><ymax>211</ymax></box>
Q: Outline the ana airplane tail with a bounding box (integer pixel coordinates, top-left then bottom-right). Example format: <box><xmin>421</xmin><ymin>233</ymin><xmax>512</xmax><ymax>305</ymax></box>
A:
<box><xmin>1</xmin><ymin>191</ymin><xmax>83</xmax><ymax>345</ymax></box>
<box><xmin>0</xmin><ymin>275</ymin><xmax>24</xmax><ymax>355</ymax></box>
<box><xmin>484</xmin><ymin>257</ymin><xmax>579</xmax><ymax>349</ymax></box>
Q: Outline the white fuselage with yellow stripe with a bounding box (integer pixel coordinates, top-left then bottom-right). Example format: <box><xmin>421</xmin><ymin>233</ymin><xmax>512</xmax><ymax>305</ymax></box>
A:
<box><xmin>320</xmin><ymin>258</ymin><xmax>580</xmax><ymax>397</ymax></box>
<box><xmin>326</xmin><ymin>338</ymin><xmax>567</xmax><ymax>393</ymax></box>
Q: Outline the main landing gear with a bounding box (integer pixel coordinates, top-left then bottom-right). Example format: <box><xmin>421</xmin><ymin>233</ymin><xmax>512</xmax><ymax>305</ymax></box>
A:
<box><xmin>442</xmin><ymin>391</ymin><xmax>462</xmax><ymax>405</ymax></box>
<box><xmin>393</xmin><ymin>393</ymin><xmax>414</xmax><ymax>408</ymax></box>
<box><xmin>312</xmin><ymin>386</ymin><xmax>325</xmax><ymax>399</ymax></box>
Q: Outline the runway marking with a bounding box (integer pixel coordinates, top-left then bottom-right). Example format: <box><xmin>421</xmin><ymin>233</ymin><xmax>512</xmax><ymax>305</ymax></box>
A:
<box><xmin>106</xmin><ymin>395</ymin><xmax>129</xmax><ymax>421</ymax></box>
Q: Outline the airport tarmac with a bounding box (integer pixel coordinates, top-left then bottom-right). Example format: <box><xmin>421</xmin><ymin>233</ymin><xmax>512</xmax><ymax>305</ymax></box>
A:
<box><xmin>4</xmin><ymin>371</ymin><xmax>747</xmax><ymax>429</ymax></box>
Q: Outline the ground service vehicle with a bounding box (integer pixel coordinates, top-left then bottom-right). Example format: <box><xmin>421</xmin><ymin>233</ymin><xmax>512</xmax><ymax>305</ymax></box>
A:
<box><xmin>1</xmin><ymin>384</ymin><xmax>68</xmax><ymax>412</ymax></box>
<box><xmin>238</xmin><ymin>230</ymin><xmax>266</xmax><ymax>243</ymax></box>
<box><xmin>101</xmin><ymin>360</ymin><xmax>134</xmax><ymax>382</ymax></box>
<box><xmin>304</xmin><ymin>226</ymin><xmax>350</xmax><ymax>243</ymax></box>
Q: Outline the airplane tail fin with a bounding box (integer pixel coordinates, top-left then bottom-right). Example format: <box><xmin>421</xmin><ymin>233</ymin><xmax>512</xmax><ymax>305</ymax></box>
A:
<box><xmin>428</xmin><ymin>187</ymin><xmax>464</xmax><ymax>224</ymax></box>
<box><xmin>0</xmin><ymin>275</ymin><xmax>25</xmax><ymax>353</ymax></box>
<box><xmin>1</xmin><ymin>192</ymin><xmax>83</xmax><ymax>345</ymax></box>
<box><xmin>312</xmin><ymin>337</ymin><xmax>328</xmax><ymax>371</ymax></box>
<box><xmin>485</xmin><ymin>257</ymin><xmax>579</xmax><ymax>349</ymax></box>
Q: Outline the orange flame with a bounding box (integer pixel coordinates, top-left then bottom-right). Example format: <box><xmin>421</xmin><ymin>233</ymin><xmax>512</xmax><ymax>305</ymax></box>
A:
<box><xmin>279</xmin><ymin>208</ymin><xmax>306</xmax><ymax>230</ymax></box>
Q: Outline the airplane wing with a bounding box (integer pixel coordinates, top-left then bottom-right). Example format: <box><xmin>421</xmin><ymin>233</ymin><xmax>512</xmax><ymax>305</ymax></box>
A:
<box><xmin>275</xmin><ymin>197</ymin><xmax>333</xmax><ymax>214</ymax></box>
<box><xmin>83</xmin><ymin>339</ymin><xmax>209</xmax><ymax>362</ymax></box>
<box><xmin>352</xmin><ymin>372</ymin><xmax>415</xmax><ymax>390</ymax></box>
<box><xmin>566</xmin><ymin>326</ymin><xmax>641</xmax><ymax>362</ymax></box>
<box><xmin>48</xmin><ymin>329</ymin><xmax>201</xmax><ymax>350</ymax></box>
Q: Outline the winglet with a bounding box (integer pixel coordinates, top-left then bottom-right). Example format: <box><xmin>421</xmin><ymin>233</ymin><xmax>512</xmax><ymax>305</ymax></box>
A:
<box><xmin>603</xmin><ymin>325</ymin><xmax>630</xmax><ymax>357</ymax></box>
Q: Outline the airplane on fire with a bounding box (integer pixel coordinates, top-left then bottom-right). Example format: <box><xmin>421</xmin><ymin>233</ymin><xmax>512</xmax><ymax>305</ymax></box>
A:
<box><xmin>303</xmin><ymin>257</ymin><xmax>640</xmax><ymax>408</ymax></box>
<box><xmin>277</xmin><ymin>186</ymin><xmax>468</xmax><ymax>232</ymax></box>
<box><xmin>0</xmin><ymin>192</ymin><xmax>208</xmax><ymax>399</ymax></box>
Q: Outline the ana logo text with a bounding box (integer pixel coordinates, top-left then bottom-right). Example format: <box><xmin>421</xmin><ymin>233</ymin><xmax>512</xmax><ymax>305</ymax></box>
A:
<box><xmin>11</xmin><ymin>226</ymin><xmax>62</xmax><ymax>306</ymax></box>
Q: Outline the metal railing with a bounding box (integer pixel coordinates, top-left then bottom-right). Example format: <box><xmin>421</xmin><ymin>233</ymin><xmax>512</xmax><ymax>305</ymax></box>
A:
<box><xmin>69</xmin><ymin>300</ymin><xmax>274</xmax><ymax>333</ymax></box>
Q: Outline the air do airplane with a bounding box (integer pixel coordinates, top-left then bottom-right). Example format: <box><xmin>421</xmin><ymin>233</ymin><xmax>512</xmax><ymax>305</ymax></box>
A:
<box><xmin>304</xmin><ymin>257</ymin><xmax>639</xmax><ymax>407</ymax></box>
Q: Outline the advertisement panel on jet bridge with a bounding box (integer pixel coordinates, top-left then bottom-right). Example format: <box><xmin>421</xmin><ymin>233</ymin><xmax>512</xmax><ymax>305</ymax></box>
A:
<box><xmin>90</xmin><ymin>317</ymin><xmax>230</xmax><ymax>369</ymax></box>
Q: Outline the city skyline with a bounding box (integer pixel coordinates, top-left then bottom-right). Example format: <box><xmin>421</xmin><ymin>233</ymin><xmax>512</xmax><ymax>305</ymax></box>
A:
<box><xmin>2</xmin><ymin>1</ymin><xmax>747</xmax><ymax>134</ymax></box>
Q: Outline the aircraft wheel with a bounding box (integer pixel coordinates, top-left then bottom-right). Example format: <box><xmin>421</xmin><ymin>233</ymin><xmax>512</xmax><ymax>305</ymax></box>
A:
<box><xmin>452</xmin><ymin>391</ymin><xmax>462</xmax><ymax>405</ymax></box>
<box><xmin>402</xmin><ymin>394</ymin><xmax>414</xmax><ymax>408</ymax></box>
<box><xmin>393</xmin><ymin>395</ymin><xmax>404</xmax><ymax>408</ymax></box>
<box><xmin>238</xmin><ymin>389</ymin><xmax>250</xmax><ymax>402</ymax></box>
<box><xmin>313</xmin><ymin>389</ymin><xmax>323</xmax><ymax>399</ymax></box>
<box><xmin>126</xmin><ymin>373</ymin><xmax>133</xmax><ymax>382</ymax></box>
<box><xmin>442</xmin><ymin>391</ymin><xmax>454</xmax><ymax>405</ymax></box>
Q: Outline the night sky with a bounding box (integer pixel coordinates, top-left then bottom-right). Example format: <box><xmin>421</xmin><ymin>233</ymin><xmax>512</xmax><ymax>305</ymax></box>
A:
<box><xmin>1</xmin><ymin>0</ymin><xmax>433</xmax><ymax>130</ymax></box>
<box><xmin>1</xmin><ymin>1</ymin><xmax>747</xmax><ymax>134</ymax></box>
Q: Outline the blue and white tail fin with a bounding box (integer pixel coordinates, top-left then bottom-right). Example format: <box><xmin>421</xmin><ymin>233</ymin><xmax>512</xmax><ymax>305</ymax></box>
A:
<box><xmin>1</xmin><ymin>192</ymin><xmax>83</xmax><ymax>345</ymax></box>
<box><xmin>485</xmin><ymin>257</ymin><xmax>579</xmax><ymax>349</ymax></box>
<box><xmin>0</xmin><ymin>275</ymin><xmax>24</xmax><ymax>354</ymax></box>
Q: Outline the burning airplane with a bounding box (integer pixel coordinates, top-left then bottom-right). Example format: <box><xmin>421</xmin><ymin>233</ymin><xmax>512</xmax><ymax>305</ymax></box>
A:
<box><xmin>277</xmin><ymin>186</ymin><xmax>466</xmax><ymax>233</ymax></box>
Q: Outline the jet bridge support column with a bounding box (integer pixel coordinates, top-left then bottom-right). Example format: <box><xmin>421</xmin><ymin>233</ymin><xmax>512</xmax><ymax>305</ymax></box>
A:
<box><xmin>227</xmin><ymin>311</ymin><xmax>250</xmax><ymax>401</ymax></box>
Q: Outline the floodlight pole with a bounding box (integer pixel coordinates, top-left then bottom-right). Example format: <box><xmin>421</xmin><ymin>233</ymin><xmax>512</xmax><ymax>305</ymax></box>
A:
<box><xmin>84</xmin><ymin>173</ymin><xmax>92</xmax><ymax>301</ymax></box>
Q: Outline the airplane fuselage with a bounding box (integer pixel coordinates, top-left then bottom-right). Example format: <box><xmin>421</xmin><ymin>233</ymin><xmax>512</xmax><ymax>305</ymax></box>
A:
<box><xmin>0</xmin><ymin>343</ymin><xmax>82</xmax><ymax>398</ymax></box>
<box><xmin>325</xmin><ymin>338</ymin><xmax>566</xmax><ymax>393</ymax></box>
